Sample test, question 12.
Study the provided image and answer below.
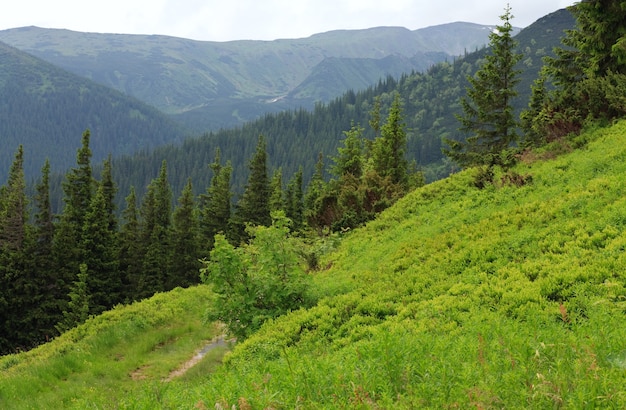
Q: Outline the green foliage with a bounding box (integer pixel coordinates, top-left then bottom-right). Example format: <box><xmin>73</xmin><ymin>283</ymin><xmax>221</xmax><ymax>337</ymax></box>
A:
<box><xmin>444</xmin><ymin>5</ymin><xmax>522</xmax><ymax>171</ymax></box>
<box><xmin>200</xmin><ymin>212</ymin><xmax>314</xmax><ymax>340</ymax></box>
<box><xmin>55</xmin><ymin>264</ymin><xmax>90</xmax><ymax>334</ymax></box>
<box><xmin>525</xmin><ymin>1</ymin><xmax>626</xmax><ymax>142</ymax></box>
<box><xmin>199</xmin><ymin>149</ymin><xmax>233</xmax><ymax>250</ymax></box>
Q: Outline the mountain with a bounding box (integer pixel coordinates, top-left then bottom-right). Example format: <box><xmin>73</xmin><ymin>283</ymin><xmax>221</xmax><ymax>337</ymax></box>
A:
<box><xmin>0</xmin><ymin>41</ymin><xmax>188</xmax><ymax>183</ymax></box>
<box><xmin>102</xmin><ymin>9</ymin><xmax>574</xmax><ymax>206</ymax></box>
<box><xmin>3</xmin><ymin>117</ymin><xmax>626</xmax><ymax>408</ymax></box>
<box><xmin>0</xmin><ymin>23</ymin><xmax>508</xmax><ymax>131</ymax></box>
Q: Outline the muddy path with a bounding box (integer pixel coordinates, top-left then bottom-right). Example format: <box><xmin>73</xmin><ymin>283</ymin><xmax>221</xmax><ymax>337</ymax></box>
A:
<box><xmin>164</xmin><ymin>336</ymin><xmax>230</xmax><ymax>381</ymax></box>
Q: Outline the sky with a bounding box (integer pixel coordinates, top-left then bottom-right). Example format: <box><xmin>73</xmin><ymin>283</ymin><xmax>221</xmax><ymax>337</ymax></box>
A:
<box><xmin>1</xmin><ymin>0</ymin><xmax>577</xmax><ymax>42</ymax></box>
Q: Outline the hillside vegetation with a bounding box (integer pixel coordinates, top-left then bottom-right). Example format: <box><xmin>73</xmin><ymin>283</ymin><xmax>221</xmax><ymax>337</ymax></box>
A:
<box><xmin>3</xmin><ymin>120</ymin><xmax>626</xmax><ymax>408</ymax></box>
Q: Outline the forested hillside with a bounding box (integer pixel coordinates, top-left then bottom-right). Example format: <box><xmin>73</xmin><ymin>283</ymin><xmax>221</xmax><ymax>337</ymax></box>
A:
<box><xmin>0</xmin><ymin>41</ymin><xmax>188</xmax><ymax>183</ymax></box>
<box><xmin>106</xmin><ymin>9</ymin><xmax>574</xmax><ymax>206</ymax></box>
<box><xmin>2</xmin><ymin>2</ymin><xmax>626</xmax><ymax>407</ymax></box>
<box><xmin>0</xmin><ymin>23</ymin><xmax>502</xmax><ymax>131</ymax></box>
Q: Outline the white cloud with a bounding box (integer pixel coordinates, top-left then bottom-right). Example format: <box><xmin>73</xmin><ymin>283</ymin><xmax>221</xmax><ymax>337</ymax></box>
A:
<box><xmin>0</xmin><ymin>0</ymin><xmax>577</xmax><ymax>41</ymax></box>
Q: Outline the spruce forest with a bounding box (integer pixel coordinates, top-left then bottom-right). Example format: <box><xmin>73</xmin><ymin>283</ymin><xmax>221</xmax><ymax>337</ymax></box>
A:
<box><xmin>3</xmin><ymin>1</ymin><xmax>626</xmax><ymax>408</ymax></box>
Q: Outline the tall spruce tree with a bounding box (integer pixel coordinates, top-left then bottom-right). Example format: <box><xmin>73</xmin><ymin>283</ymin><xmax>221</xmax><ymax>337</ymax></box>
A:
<box><xmin>82</xmin><ymin>180</ymin><xmax>121</xmax><ymax>314</ymax></box>
<box><xmin>269</xmin><ymin>168</ymin><xmax>284</xmax><ymax>213</ymax></box>
<box><xmin>444</xmin><ymin>5</ymin><xmax>522</xmax><ymax>171</ymax></box>
<box><xmin>231</xmin><ymin>136</ymin><xmax>271</xmax><ymax>244</ymax></box>
<box><xmin>53</xmin><ymin>130</ymin><xmax>94</xmax><ymax>302</ymax></box>
<box><xmin>169</xmin><ymin>179</ymin><xmax>201</xmax><ymax>289</ymax></box>
<box><xmin>371</xmin><ymin>93</ymin><xmax>409</xmax><ymax>189</ymax></box>
<box><xmin>524</xmin><ymin>1</ymin><xmax>626</xmax><ymax>141</ymax></box>
<box><xmin>199</xmin><ymin>148</ymin><xmax>233</xmax><ymax>251</ymax></box>
<box><xmin>119</xmin><ymin>186</ymin><xmax>142</xmax><ymax>301</ymax></box>
<box><xmin>138</xmin><ymin>160</ymin><xmax>172</xmax><ymax>298</ymax></box>
<box><xmin>0</xmin><ymin>146</ymin><xmax>30</xmax><ymax>352</ymax></box>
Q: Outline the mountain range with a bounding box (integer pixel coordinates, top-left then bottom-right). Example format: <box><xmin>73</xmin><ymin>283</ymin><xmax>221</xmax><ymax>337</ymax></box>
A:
<box><xmin>0</xmin><ymin>23</ymin><xmax>513</xmax><ymax>131</ymax></box>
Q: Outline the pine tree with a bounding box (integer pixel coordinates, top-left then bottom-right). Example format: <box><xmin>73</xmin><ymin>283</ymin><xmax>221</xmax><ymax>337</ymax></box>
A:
<box><xmin>231</xmin><ymin>136</ymin><xmax>271</xmax><ymax>244</ymax></box>
<box><xmin>138</xmin><ymin>160</ymin><xmax>172</xmax><ymax>298</ymax></box>
<box><xmin>169</xmin><ymin>179</ymin><xmax>201</xmax><ymax>289</ymax></box>
<box><xmin>0</xmin><ymin>145</ymin><xmax>30</xmax><ymax>353</ymax></box>
<box><xmin>331</xmin><ymin>123</ymin><xmax>364</xmax><ymax>179</ymax></box>
<box><xmin>285</xmin><ymin>167</ymin><xmax>304</xmax><ymax>233</ymax></box>
<box><xmin>53</xmin><ymin>130</ymin><xmax>95</xmax><ymax>302</ymax></box>
<box><xmin>118</xmin><ymin>186</ymin><xmax>142</xmax><ymax>301</ymax></box>
<box><xmin>56</xmin><ymin>264</ymin><xmax>90</xmax><ymax>334</ymax></box>
<box><xmin>526</xmin><ymin>1</ymin><xmax>626</xmax><ymax>140</ymax></box>
<box><xmin>199</xmin><ymin>148</ymin><xmax>233</xmax><ymax>251</ymax></box>
<box><xmin>371</xmin><ymin>93</ymin><xmax>409</xmax><ymax>189</ymax></box>
<box><xmin>269</xmin><ymin>168</ymin><xmax>284</xmax><ymax>213</ymax></box>
<box><xmin>82</xmin><ymin>181</ymin><xmax>121</xmax><ymax>314</ymax></box>
<box><xmin>444</xmin><ymin>5</ymin><xmax>522</xmax><ymax>171</ymax></box>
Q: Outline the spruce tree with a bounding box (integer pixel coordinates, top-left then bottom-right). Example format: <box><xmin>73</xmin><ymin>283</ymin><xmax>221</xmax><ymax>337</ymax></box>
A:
<box><xmin>199</xmin><ymin>148</ymin><xmax>233</xmax><ymax>251</ymax></box>
<box><xmin>444</xmin><ymin>5</ymin><xmax>522</xmax><ymax>171</ymax></box>
<box><xmin>285</xmin><ymin>168</ymin><xmax>304</xmax><ymax>233</ymax></box>
<box><xmin>371</xmin><ymin>93</ymin><xmax>409</xmax><ymax>189</ymax></box>
<box><xmin>138</xmin><ymin>160</ymin><xmax>172</xmax><ymax>298</ymax></box>
<box><xmin>231</xmin><ymin>136</ymin><xmax>271</xmax><ymax>244</ymax></box>
<box><xmin>82</xmin><ymin>181</ymin><xmax>121</xmax><ymax>314</ymax></box>
<box><xmin>269</xmin><ymin>168</ymin><xmax>284</xmax><ymax>213</ymax></box>
<box><xmin>53</xmin><ymin>130</ymin><xmax>94</xmax><ymax>302</ymax></box>
<box><xmin>525</xmin><ymin>1</ymin><xmax>626</xmax><ymax>140</ymax></box>
<box><xmin>169</xmin><ymin>179</ymin><xmax>201</xmax><ymax>289</ymax></box>
<box><xmin>119</xmin><ymin>187</ymin><xmax>142</xmax><ymax>301</ymax></box>
<box><xmin>56</xmin><ymin>264</ymin><xmax>90</xmax><ymax>333</ymax></box>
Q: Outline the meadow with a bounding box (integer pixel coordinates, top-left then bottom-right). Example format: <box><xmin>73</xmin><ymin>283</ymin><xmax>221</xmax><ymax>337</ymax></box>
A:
<box><xmin>3</xmin><ymin>120</ymin><xmax>626</xmax><ymax>408</ymax></box>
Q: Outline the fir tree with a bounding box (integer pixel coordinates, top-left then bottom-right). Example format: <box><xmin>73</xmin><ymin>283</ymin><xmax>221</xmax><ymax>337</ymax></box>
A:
<box><xmin>269</xmin><ymin>168</ymin><xmax>284</xmax><ymax>213</ymax></box>
<box><xmin>82</xmin><ymin>181</ymin><xmax>121</xmax><ymax>314</ymax></box>
<box><xmin>53</xmin><ymin>130</ymin><xmax>95</xmax><ymax>302</ymax></box>
<box><xmin>138</xmin><ymin>160</ymin><xmax>172</xmax><ymax>298</ymax></box>
<box><xmin>169</xmin><ymin>179</ymin><xmax>201</xmax><ymax>289</ymax></box>
<box><xmin>231</xmin><ymin>136</ymin><xmax>271</xmax><ymax>244</ymax></box>
<box><xmin>285</xmin><ymin>167</ymin><xmax>304</xmax><ymax>233</ymax></box>
<box><xmin>119</xmin><ymin>187</ymin><xmax>142</xmax><ymax>301</ymax></box>
<box><xmin>444</xmin><ymin>5</ymin><xmax>522</xmax><ymax>171</ymax></box>
<box><xmin>199</xmin><ymin>148</ymin><xmax>233</xmax><ymax>251</ymax></box>
<box><xmin>371</xmin><ymin>93</ymin><xmax>409</xmax><ymax>189</ymax></box>
<box><xmin>56</xmin><ymin>264</ymin><xmax>90</xmax><ymax>334</ymax></box>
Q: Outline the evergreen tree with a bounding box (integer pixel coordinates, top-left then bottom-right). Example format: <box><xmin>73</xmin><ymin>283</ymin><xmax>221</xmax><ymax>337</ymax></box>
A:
<box><xmin>285</xmin><ymin>167</ymin><xmax>304</xmax><ymax>233</ymax></box>
<box><xmin>138</xmin><ymin>160</ymin><xmax>172</xmax><ymax>298</ymax></box>
<box><xmin>30</xmin><ymin>159</ymin><xmax>60</xmax><ymax>344</ymax></box>
<box><xmin>525</xmin><ymin>1</ymin><xmax>626</xmax><ymax>140</ymax></box>
<box><xmin>56</xmin><ymin>264</ymin><xmax>90</xmax><ymax>334</ymax></box>
<box><xmin>199</xmin><ymin>148</ymin><xmax>233</xmax><ymax>251</ymax></box>
<box><xmin>269</xmin><ymin>168</ymin><xmax>284</xmax><ymax>213</ymax></box>
<box><xmin>82</xmin><ymin>181</ymin><xmax>121</xmax><ymax>315</ymax></box>
<box><xmin>304</xmin><ymin>153</ymin><xmax>336</xmax><ymax>234</ymax></box>
<box><xmin>168</xmin><ymin>179</ymin><xmax>201</xmax><ymax>289</ymax></box>
<box><xmin>331</xmin><ymin>123</ymin><xmax>364</xmax><ymax>179</ymax></box>
<box><xmin>371</xmin><ymin>93</ymin><xmax>409</xmax><ymax>189</ymax></box>
<box><xmin>119</xmin><ymin>186</ymin><xmax>142</xmax><ymax>301</ymax></box>
<box><xmin>444</xmin><ymin>5</ymin><xmax>522</xmax><ymax>171</ymax></box>
<box><xmin>231</xmin><ymin>136</ymin><xmax>271</xmax><ymax>244</ymax></box>
<box><xmin>0</xmin><ymin>146</ymin><xmax>30</xmax><ymax>353</ymax></box>
<box><xmin>53</xmin><ymin>130</ymin><xmax>94</xmax><ymax>302</ymax></box>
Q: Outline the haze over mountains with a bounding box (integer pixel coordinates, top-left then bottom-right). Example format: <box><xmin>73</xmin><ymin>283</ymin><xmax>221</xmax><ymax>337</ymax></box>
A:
<box><xmin>0</xmin><ymin>22</ymin><xmax>513</xmax><ymax>132</ymax></box>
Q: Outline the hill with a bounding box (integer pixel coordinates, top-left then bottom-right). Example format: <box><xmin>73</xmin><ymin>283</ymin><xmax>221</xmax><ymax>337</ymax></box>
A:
<box><xmin>0</xmin><ymin>41</ymin><xmax>188</xmax><ymax>183</ymax></box>
<box><xmin>3</xmin><ymin>118</ymin><xmax>626</xmax><ymax>408</ymax></box>
<box><xmin>0</xmin><ymin>23</ymin><xmax>506</xmax><ymax>131</ymax></box>
<box><xmin>105</xmin><ymin>9</ymin><xmax>574</xmax><ymax>205</ymax></box>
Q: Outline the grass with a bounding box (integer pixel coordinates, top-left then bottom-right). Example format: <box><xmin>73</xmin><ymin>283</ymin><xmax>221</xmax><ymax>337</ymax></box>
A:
<box><xmin>0</xmin><ymin>285</ymin><xmax>224</xmax><ymax>409</ymax></box>
<box><xmin>4</xmin><ymin>120</ymin><xmax>626</xmax><ymax>408</ymax></box>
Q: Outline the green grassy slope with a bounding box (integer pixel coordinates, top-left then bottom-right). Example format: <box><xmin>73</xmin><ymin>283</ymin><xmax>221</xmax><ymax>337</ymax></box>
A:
<box><xmin>3</xmin><ymin>121</ymin><xmax>626</xmax><ymax>408</ymax></box>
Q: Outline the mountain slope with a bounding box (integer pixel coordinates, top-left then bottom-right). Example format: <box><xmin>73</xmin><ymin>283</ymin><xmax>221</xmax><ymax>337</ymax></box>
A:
<box><xmin>2</xmin><ymin>119</ymin><xmax>626</xmax><ymax>408</ymax></box>
<box><xmin>0</xmin><ymin>23</ymin><xmax>506</xmax><ymax>131</ymax></box>
<box><xmin>0</xmin><ymin>41</ymin><xmax>187</xmax><ymax>182</ymax></box>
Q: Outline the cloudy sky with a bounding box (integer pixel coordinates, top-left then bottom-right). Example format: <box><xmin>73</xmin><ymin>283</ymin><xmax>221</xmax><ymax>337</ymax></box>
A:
<box><xmin>1</xmin><ymin>0</ymin><xmax>577</xmax><ymax>42</ymax></box>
